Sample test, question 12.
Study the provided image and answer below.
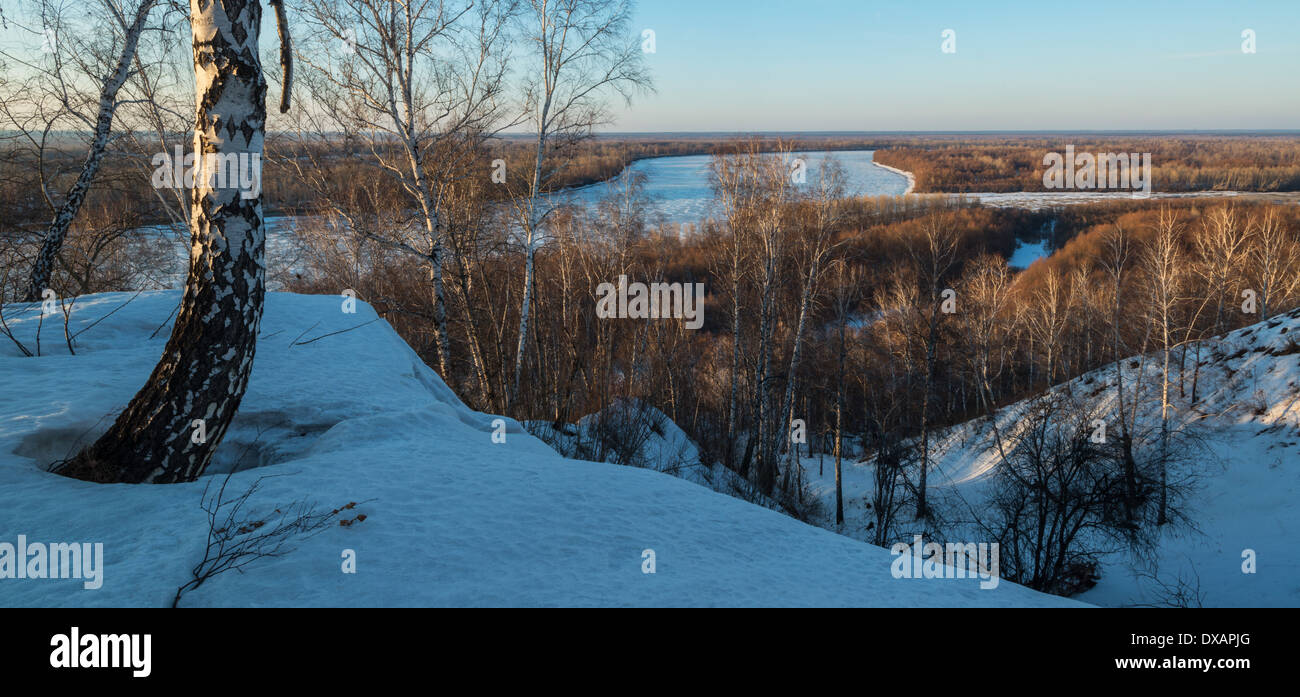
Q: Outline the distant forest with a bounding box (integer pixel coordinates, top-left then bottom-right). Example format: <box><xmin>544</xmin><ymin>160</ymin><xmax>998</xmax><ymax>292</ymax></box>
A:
<box><xmin>872</xmin><ymin>135</ymin><xmax>1300</xmax><ymax>193</ymax></box>
<box><xmin>8</xmin><ymin>133</ymin><xmax>1300</xmax><ymax>233</ymax></box>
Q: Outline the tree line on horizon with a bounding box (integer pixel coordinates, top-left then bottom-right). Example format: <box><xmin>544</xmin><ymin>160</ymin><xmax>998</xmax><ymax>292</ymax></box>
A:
<box><xmin>875</xmin><ymin>137</ymin><xmax>1300</xmax><ymax>193</ymax></box>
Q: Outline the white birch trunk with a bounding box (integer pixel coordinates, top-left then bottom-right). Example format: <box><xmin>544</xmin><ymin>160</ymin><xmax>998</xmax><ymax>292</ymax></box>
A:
<box><xmin>61</xmin><ymin>0</ymin><xmax>267</xmax><ymax>484</ymax></box>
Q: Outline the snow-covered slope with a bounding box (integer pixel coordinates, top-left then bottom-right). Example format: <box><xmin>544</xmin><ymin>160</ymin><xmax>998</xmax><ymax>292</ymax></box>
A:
<box><xmin>524</xmin><ymin>399</ymin><xmax>769</xmax><ymax>504</ymax></box>
<box><xmin>0</xmin><ymin>292</ymin><xmax>1076</xmax><ymax>607</ymax></box>
<box><xmin>798</xmin><ymin>308</ymin><xmax>1300</xmax><ymax>607</ymax></box>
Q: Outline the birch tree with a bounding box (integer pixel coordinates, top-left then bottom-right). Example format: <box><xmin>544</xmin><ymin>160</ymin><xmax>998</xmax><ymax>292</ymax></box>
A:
<box><xmin>294</xmin><ymin>0</ymin><xmax>517</xmax><ymax>379</ymax></box>
<box><xmin>909</xmin><ymin>214</ymin><xmax>959</xmax><ymax>519</ymax></box>
<box><xmin>958</xmin><ymin>254</ymin><xmax>1012</xmax><ymax>416</ymax></box>
<box><xmin>1246</xmin><ymin>208</ymin><xmax>1299</xmax><ymax>320</ymax></box>
<box><xmin>710</xmin><ymin>145</ymin><xmax>763</xmax><ymax>472</ymax></box>
<box><xmin>749</xmin><ymin>147</ymin><xmax>794</xmax><ymax>496</ymax></box>
<box><xmin>1142</xmin><ymin>207</ymin><xmax>1184</xmax><ymax>525</ymax></box>
<box><xmin>1194</xmin><ymin>205</ymin><xmax>1247</xmax><ymax>336</ymax></box>
<box><xmin>60</xmin><ymin>0</ymin><xmax>277</xmax><ymax>483</ymax></box>
<box><xmin>1026</xmin><ymin>267</ymin><xmax>1069</xmax><ymax>387</ymax></box>
<box><xmin>0</xmin><ymin>0</ymin><xmax>159</xmax><ymax>301</ymax></box>
<box><xmin>778</xmin><ymin>157</ymin><xmax>843</xmax><ymax>492</ymax></box>
<box><xmin>508</xmin><ymin>0</ymin><xmax>649</xmax><ymax>412</ymax></box>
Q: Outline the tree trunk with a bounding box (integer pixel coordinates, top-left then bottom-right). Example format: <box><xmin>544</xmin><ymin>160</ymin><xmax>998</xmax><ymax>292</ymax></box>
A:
<box><xmin>834</xmin><ymin>318</ymin><xmax>846</xmax><ymax>525</ymax></box>
<box><xmin>60</xmin><ymin>0</ymin><xmax>267</xmax><ymax>484</ymax></box>
<box><xmin>1158</xmin><ymin>338</ymin><xmax>1171</xmax><ymax>525</ymax></box>
<box><xmin>726</xmin><ymin>247</ymin><xmax>741</xmax><ymax>470</ymax></box>
<box><xmin>512</xmin><ymin>242</ymin><xmax>536</xmax><ymax>408</ymax></box>
<box><xmin>427</xmin><ymin>258</ymin><xmax>448</xmax><ymax>378</ymax></box>
<box><xmin>778</xmin><ymin>249</ymin><xmax>820</xmax><ymax>488</ymax></box>
<box><xmin>754</xmin><ymin>252</ymin><xmax>777</xmax><ymax>495</ymax></box>
<box><xmin>511</xmin><ymin>105</ymin><xmax>551</xmax><ymax>411</ymax></box>
<box><xmin>915</xmin><ymin>308</ymin><xmax>939</xmax><ymax>519</ymax></box>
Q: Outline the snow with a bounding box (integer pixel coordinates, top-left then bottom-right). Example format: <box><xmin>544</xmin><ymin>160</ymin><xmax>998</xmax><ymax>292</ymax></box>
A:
<box><xmin>525</xmin><ymin>399</ymin><xmax>784</xmax><ymax>510</ymax></box>
<box><xmin>131</xmin><ymin>215</ymin><xmax>311</xmax><ymax>290</ymax></box>
<box><xmin>969</xmin><ymin>190</ymin><xmax>1300</xmax><ymax>211</ymax></box>
<box><xmin>793</xmin><ymin>308</ymin><xmax>1300</xmax><ymax>607</ymax></box>
<box><xmin>0</xmin><ymin>291</ymin><xmax>1077</xmax><ymax>607</ymax></box>
<box><xmin>1073</xmin><ymin>314</ymin><xmax>1300</xmax><ymax>607</ymax></box>
<box><xmin>526</xmin><ymin>399</ymin><xmax>703</xmax><ymax>480</ymax></box>
<box><xmin>870</xmin><ymin>160</ymin><xmax>916</xmax><ymax>195</ymax></box>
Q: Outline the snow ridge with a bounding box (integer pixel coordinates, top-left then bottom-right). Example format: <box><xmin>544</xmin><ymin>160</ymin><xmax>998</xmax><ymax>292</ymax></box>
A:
<box><xmin>0</xmin><ymin>291</ymin><xmax>1077</xmax><ymax>607</ymax></box>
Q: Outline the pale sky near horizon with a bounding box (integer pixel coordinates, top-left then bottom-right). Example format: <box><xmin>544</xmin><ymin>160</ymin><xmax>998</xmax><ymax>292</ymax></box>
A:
<box><xmin>610</xmin><ymin>0</ymin><xmax>1300</xmax><ymax>132</ymax></box>
<box><xmin>2</xmin><ymin>0</ymin><xmax>1296</xmax><ymax>133</ymax></box>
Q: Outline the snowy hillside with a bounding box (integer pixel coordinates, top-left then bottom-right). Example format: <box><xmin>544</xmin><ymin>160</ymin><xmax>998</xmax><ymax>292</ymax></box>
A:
<box><xmin>0</xmin><ymin>292</ymin><xmax>1077</xmax><ymax>607</ymax></box>
<box><xmin>798</xmin><ymin>308</ymin><xmax>1300</xmax><ymax>607</ymax></box>
<box><xmin>525</xmin><ymin>399</ymin><xmax>773</xmax><ymax>507</ymax></box>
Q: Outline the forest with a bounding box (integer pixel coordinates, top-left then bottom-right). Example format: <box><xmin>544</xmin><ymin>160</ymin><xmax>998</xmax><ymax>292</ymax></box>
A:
<box><xmin>873</xmin><ymin>136</ymin><xmax>1300</xmax><ymax>193</ymax></box>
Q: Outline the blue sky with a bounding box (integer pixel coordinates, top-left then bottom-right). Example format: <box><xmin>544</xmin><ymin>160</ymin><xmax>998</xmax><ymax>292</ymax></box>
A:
<box><xmin>2</xmin><ymin>0</ymin><xmax>1295</xmax><ymax>133</ymax></box>
<box><xmin>613</xmin><ymin>0</ymin><xmax>1300</xmax><ymax>131</ymax></box>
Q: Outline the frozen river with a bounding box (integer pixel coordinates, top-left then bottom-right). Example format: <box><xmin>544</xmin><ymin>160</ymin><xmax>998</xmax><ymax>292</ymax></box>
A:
<box><xmin>553</xmin><ymin>150</ymin><xmax>912</xmax><ymax>224</ymax></box>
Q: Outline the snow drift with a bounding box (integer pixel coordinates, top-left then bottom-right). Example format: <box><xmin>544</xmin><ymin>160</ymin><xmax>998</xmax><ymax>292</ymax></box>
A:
<box><xmin>0</xmin><ymin>291</ymin><xmax>1076</xmax><ymax>607</ymax></box>
<box><xmin>797</xmin><ymin>307</ymin><xmax>1300</xmax><ymax>607</ymax></box>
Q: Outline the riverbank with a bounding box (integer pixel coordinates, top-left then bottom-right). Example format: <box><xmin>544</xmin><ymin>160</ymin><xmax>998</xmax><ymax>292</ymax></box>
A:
<box><xmin>870</xmin><ymin>160</ymin><xmax>916</xmax><ymax>195</ymax></box>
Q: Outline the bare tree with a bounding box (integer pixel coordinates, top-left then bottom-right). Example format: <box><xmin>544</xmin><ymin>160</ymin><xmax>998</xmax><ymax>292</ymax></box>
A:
<box><xmin>1141</xmin><ymin>207</ymin><xmax>1185</xmax><ymax>525</ymax></box>
<box><xmin>1194</xmin><ymin>205</ymin><xmax>1248</xmax><ymax>336</ymax></box>
<box><xmin>979</xmin><ymin>393</ymin><xmax>1124</xmax><ymax>594</ymax></box>
<box><xmin>1099</xmin><ymin>224</ymin><xmax>1144</xmax><ymax>520</ymax></box>
<box><xmin>441</xmin><ymin>173</ymin><xmax>511</xmax><ymax>412</ymax></box>
<box><xmin>1025</xmin><ymin>267</ymin><xmax>1069</xmax><ymax>388</ymax></box>
<box><xmin>1</xmin><ymin>0</ymin><xmax>160</xmax><ymax>301</ymax></box>
<box><xmin>508</xmin><ymin>0</ymin><xmax>650</xmax><ymax>411</ymax></box>
<box><xmin>909</xmin><ymin>213</ymin><xmax>959</xmax><ymax>518</ymax></box>
<box><xmin>710</xmin><ymin>144</ymin><xmax>764</xmax><ymax>472</ymax></box>
<box><xmin>958</xmin><ymin>254</ymin><xmax>1013</xmax><ymax>417</ymax></box>
<box><xmin>293</xmin><ymin>0</ymin><xmax>517</xmax><ymax>378</ymax></box>
<box><xmin>826</xmin><ymin>259</ymin><xmax>862</xmax><ymax>526</ymax></box>
<box><xmin>1246</xmin><ymin>208</ymin><xmax>1299</xmax><ymax>320</ymax></box>
<box><xmin>746</xmin><ymin>146</ymin><xmax>795</xmax><ymax>495</ymax></box>
<box><xmin>862</xmin><ymin>295</ymin><xmax>912</xmax><ymax>546</ymax></box>
<box><xmin>778</xmin><ymin>157</ymin><xmax>843</xmax><ymax>492</ymax></box>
